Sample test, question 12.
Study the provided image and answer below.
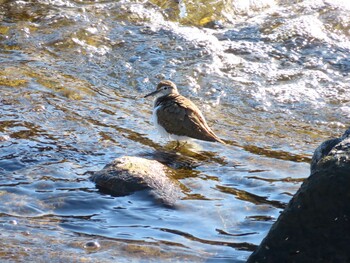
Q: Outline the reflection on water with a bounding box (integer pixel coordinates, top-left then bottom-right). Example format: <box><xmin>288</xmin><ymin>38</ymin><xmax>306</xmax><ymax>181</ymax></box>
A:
<box><xmin>0</xmin><ymin>0</ymin><xmax>349</xmax><ymax>261</ymax></box>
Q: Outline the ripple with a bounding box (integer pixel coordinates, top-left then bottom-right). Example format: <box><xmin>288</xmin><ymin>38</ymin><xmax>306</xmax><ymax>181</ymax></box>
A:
<box><xmin>0</xmin><ymin>0</ymin><xmax>348</xmax><ymax>261</ymax></box>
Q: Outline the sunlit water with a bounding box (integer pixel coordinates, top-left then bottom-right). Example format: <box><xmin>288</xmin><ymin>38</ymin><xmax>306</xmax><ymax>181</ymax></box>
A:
<box><xmin>0</xmin><ymin>0</ymin><xmax>349</xmax><ymax>262</ymax></box>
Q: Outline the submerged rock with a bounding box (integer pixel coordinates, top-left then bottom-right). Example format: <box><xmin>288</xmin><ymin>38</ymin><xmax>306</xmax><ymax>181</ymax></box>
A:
<box><xmin>248</xmin><ymin>128</ymin><xmax>350</xmax><ymax>263</ymax></box>
<box><xmin>90</xmin><ymin>156</ymin><xmax>182</xmax><ymax>206</ymax></box>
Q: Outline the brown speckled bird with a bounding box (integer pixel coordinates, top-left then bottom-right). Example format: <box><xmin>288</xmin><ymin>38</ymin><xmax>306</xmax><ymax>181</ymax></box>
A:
<box><xmin>144</xmin><ymin>80</ymin><xmax>225</xmax><ymax>144</ymax></box>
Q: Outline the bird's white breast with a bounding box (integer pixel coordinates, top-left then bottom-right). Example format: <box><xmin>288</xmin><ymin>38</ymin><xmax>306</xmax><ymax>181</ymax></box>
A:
<box><xmin>152</xmin><ymin>105</ymin><xmax>170</xmax><ymax>139</ymax></box>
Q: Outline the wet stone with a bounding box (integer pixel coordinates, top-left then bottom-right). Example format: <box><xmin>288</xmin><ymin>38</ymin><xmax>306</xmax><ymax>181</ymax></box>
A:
<box><xmin>89</xmin><ymin>156</ymin><xmax>182</xmax><ymax>207</ymax></box>
<box><xmin>84</xmin><ymin>241</ymin><xmax>101</xmax><ymax>252</ymax></box>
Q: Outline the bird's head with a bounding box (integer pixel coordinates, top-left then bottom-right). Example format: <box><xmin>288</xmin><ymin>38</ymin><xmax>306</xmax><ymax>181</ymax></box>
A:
<box><xmin>144</xmin><ymin>80</ymin><xmax>179</xmax><ymax>98</ymax></box>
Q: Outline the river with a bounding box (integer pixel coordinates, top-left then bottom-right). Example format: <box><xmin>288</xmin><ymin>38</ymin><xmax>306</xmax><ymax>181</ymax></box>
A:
<box><xmin>0</xmin><ymin>0</ymin><xmax>349</xmax><ymax>262</ymax></box>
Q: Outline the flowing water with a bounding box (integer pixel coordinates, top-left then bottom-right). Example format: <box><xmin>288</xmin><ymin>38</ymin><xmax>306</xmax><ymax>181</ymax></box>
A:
<box><xmin>0</xmin><ymin>0</ymin><xmax>349</xmax><ymax>262</ymax></box>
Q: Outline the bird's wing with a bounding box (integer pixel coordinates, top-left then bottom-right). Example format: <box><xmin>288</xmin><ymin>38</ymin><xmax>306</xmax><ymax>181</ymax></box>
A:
<box><xmin>156</xmin><ymin>95</ymin><xmax>222</xmax><ymax>142</ymax></box>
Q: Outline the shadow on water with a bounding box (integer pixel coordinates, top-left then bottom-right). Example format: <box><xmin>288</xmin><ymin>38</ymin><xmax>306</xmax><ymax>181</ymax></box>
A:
<box><xmin>141</xmin><ymin>149</ymin><xmax>200</xmax><ymax>170</ymax></box>
<box><xmin>243</xmin><ymin>145</ymin><xmax>312</xmax><ymax>163</ymax></box>
<box><xmin>140</xmin><ymin>142</ymin><xmax>235</xmax><ymax>169</ymax></box>
<box><xmin>247</xmin><ymin>175</ymin><xmax>305</xmax><ymax>184</ymax></box>
<box><xmin>157</xmin><ymin>227</ymin><xmax>257</xmax><ymax>251</ymax></box>
<box><xmin>216</xmin><ymin>185</ymin><xmax>287</xmax><ymax>209</ymax></box>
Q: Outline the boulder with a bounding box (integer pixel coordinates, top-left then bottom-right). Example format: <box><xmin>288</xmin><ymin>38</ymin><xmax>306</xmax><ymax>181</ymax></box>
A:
<box><xmin>89</xmin><ymin>156</ymin><xmax>182</xmax><ymax>206</ymax></box>
<box><xmin>248</xmin><ymin>128</ymin><xmax>350</xmax><ymax>263</ymax></box>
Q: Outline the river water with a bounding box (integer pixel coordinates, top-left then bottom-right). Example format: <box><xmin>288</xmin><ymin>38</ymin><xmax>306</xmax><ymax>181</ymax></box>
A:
<box><xmin>0</xmin><ymin>0</ymin><xmax>349</xmax><ymax>262</ymax></box>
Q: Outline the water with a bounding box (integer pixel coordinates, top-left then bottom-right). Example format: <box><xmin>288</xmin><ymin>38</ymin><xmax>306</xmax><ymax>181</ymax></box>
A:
<box><xmin>0</xmin><ymin>0</ymin><xmax>349</xmax><ymax>261</ymax></box>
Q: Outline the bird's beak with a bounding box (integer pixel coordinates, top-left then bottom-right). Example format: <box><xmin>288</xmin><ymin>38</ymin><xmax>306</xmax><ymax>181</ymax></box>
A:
<box><xmin>144</xmin><ymin>89</ymin><xmax>160</xmax><ymax>98</ymax></box>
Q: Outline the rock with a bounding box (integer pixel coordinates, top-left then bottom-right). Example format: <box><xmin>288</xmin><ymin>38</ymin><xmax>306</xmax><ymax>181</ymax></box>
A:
<box><xmin>89</xmin><ymin>156</ymin><xmax>182</xmax><ymax>206</ymax></box>
<box><xmin>311</xmin><ymin>128</ymin><xmax>350</xmax><ymax>173</ymax></box>
<box><xmin>248</xmin><ymin>128</ymin><xmax>350</xmax><ymax>263</ymax></box>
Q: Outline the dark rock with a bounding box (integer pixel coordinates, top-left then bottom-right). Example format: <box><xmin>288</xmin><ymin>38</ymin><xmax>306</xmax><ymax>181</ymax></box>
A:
<box><xmin>248</xmin><ymin>128</ymin><xmax>350</xmax><ymax>263</ymax></box>
<box><xmin>90</xmin><ymin>156</ymin><xmax>182</xmax><ymax>206</ymax></box>
<box><xmin>311</xmin><ymin>128</ymin><xmax>350</xmax><ymax>173</ymax></box>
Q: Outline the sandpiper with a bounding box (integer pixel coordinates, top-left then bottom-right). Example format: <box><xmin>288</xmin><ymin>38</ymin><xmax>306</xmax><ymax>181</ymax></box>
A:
<box><xmin>144</xmin><ymin>80</ymin><xmax>225</xmax><ymax>144</ymax></box>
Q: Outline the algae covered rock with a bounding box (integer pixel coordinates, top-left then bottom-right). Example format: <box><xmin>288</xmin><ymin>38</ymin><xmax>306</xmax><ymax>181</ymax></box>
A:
<box><xmin>90</xmin><ymin>156</ymin><xmax>182</xmax><ymax>206</ymax></box>
<box><xmin>248</xmin><ymin>128</ymin><xmax>350</xmax><ymax>263</ymax></box>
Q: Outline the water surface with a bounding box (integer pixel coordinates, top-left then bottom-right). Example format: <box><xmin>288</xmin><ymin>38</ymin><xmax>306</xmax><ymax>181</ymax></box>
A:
<box><xmin>0</xmin><ymin>0</ymin><xmax>349</xmax><ymax>262</ymax></box>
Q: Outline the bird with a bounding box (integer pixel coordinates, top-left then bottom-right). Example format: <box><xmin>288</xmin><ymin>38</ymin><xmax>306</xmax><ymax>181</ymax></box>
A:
<box><xmin>144</xmin><ymin>80</ymin><xmax>225</xmax><ymax>145</ymax></box>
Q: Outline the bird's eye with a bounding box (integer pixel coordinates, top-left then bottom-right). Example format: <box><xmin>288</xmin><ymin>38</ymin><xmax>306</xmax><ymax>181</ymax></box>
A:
<box><xmin>164</xmin><ymin>87</ymin><xmax>168</xmax><ymax>90</ymax></box>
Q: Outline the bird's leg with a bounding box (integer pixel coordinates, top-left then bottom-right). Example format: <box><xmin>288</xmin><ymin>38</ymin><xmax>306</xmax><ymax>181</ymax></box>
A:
<box><xmin>174</xmin><ymin>140</ymin><xmax>181</xmax><ymax>150</ymax></box>
<box><xmin>173</xmin><ymin>140</ymin><xmax>188</xmax><ymax>150</ymax></box>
